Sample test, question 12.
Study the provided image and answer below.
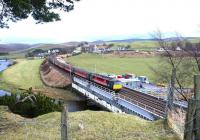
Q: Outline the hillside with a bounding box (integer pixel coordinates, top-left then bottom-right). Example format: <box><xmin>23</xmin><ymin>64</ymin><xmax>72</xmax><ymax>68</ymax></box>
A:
<box><xmin>0</xmin><ymin>106</ymin><xmax>178</xmax><ymax>140</ymax></box>
<box><xmin>31</xmin><ymin>44</ymin><xmax>75</xmax><ymax>50</ymax></box>
<box><xmin>0</xmin><ymin>44</ymin><xmax>34</xmax><ymax>52</ymax></box>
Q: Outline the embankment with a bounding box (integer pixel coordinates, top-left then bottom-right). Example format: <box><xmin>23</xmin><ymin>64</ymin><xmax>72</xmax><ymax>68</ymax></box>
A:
<box><xmin>40</xmin><ymin>59</ymin><xmax>71</xmax><ymax>88</ymax></box>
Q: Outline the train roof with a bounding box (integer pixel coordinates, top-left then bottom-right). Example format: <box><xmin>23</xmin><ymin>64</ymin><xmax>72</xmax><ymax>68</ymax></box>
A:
<box><xmin>92</xmin><ymin>73</ymin><xmax>117</xmax><ymax>81</ymax></box>
<box><xmin>118</xmin><ymin>78</ymin><xmax>140</xmax><ymax>83</ymax></box>
<box><xmin>73</xmin><ymin>67</ymin><xmax>90</xmax><ymax>73</ymax></box>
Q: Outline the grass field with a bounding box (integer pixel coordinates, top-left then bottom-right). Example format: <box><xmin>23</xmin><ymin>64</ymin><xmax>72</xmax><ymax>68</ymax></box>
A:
<box><xmin>108</xmin><ymin>38</ymin><xmax>200</xmax><ymax>51</ymax></box>
<box><xmin>108</xmin><ymin>41</ymin><xmax>158</xmax><ymax>51</ymax></box>
<box><xmin>0</xmin><ymin>59</ymin><xmax>44</xmax><ymax>89</ymax></box>
<box><xmin>0</xmin><ymin>52</ymin><xmax>26</xmax><ymax>59</ymax></box>
<box><xmin>66</xmin><ymin>54</ymin><xmax>158</xmax><ymax>81</ymax></box>
<box><xmin>0</xmin><ymin>58</ymin><xmax>79</xmax><ymax>100</ymax></box>
<box><xmin>0</xmin><ymin>106</ymin><xmax>178</xmax><ymax>140</ymax></box>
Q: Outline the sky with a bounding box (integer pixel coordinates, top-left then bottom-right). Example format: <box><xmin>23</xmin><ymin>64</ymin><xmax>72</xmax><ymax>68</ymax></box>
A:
<box><xmin>0</xmin><ymin>0</ymin><xmax>200</xmax><ymax>44</ymax></box>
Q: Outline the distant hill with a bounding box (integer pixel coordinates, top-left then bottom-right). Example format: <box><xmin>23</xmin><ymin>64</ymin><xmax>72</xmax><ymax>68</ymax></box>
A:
<box><xmin>106</xmin><ymin>37</ymin><xmax>200</xmax><ymax>43</ymax></box>
<box><xmin>106</xmin><ymin>38</ymin><xmax>155</xmax><ymax>43</ymax></box>
<box><xmin>0</xmin><ymin>42</ymin><xmax>79</xmax><ymax>54</ymax></box>
<box><xmin>0</xmin><ymin>44</ymin><xmax>33</xmax><ymax>52</ymax></box>
<box><xmin>90</xmin><ymin>40</ymin><xmax>105</xmax><ymax>45</ymax></box>
<box><xmin>61</xmin><ymin>41</ymin><xmax>82</xmax><ymax>47</ymax></box>
<box><xmin>1</xmin><ymin>37</ymin><xmax>199</xmax><ymax>53</ymax></box>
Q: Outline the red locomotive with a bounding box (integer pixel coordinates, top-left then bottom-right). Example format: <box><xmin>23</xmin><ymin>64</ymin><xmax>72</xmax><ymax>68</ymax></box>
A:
<box><xmin>48</xmin><ymin>56</ymin><xmax>122</xmax><ymax>91</ymax></box>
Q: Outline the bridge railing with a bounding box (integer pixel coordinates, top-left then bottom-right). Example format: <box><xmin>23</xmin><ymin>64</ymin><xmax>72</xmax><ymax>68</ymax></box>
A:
<box><xmin>74</xmin><ymin>76</ymin><xmax>115</xmax><ymax>95</ymax></box>
<box><xmin>74</xmin><ymin>76</ymin><xmax>166</xmax><ymax>118</ymax></box>
<box><xmin>118</xmin><ymin>94</ymin><xmax>166</xmax><ymax>118</ymax></box>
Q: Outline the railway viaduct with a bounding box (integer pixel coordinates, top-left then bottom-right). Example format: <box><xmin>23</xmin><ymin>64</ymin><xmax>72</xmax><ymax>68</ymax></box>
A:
<box><xmin>47</xmin><ymin>58</ymin><xmax>186</xmax><ymax>121</ymax></box>
<box><xmin>72</xmin><ymin>76</ymin><xmax>166</xmax><ymax>120</ymax></box>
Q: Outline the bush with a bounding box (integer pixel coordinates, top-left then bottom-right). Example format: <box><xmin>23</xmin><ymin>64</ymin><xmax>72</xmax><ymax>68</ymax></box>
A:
<box><xmin>0</xmin><ymin>93</ymin><xmax>62</xmax><ymax>118</ymax></box>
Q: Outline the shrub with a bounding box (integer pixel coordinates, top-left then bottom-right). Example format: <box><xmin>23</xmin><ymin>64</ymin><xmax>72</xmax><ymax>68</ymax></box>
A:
<box><xmin>0</xmin><ymin>92</ymin><xmax>62</xmax><ymax>118</ymax></box>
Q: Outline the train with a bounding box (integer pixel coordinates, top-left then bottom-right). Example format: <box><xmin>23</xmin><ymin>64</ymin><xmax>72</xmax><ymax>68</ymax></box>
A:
<box><xmin>48</xmin><ymin>56</ymin><xmax>122</xmax><ymax>91</ymax></box>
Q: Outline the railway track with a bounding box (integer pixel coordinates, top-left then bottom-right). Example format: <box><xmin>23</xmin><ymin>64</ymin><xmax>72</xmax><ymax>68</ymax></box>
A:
<box><xmin>48</xmin><ymin>57</ymin><xmax>168</xmax><ymax>118</ymax></box>
<box><xmin>119</xmin><ymin>87</ymin><xmax>167</xmax><ymax>117</ymax></box>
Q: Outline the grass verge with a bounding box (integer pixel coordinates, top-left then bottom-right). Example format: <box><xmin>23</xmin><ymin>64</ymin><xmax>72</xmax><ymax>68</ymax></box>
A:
<box><xmin>0</xmin><ymin>106</ymin><xmax>179</xmax><ymax>140</ymax></box>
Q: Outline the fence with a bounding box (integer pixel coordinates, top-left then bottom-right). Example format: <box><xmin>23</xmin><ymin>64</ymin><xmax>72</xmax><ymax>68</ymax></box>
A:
<box><xmin>0</xmin><ymin>108</ymin><xmax>179</xmax><ymax>140</ymax></box>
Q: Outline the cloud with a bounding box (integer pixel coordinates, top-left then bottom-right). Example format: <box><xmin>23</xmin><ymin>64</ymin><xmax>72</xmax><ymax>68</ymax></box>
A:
<box><xmin>0</xmin><ymin>0</ymin><xmax>200</xmax><ymax>43</ymax></box>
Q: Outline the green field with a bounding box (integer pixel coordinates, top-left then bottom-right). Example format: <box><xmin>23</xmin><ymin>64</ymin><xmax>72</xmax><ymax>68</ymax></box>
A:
<box><xmin>108</xmin><ymin>41</ymin><xmax>158</xmax><ymax>51</ymax></box>
<box><xmin>0</xmin><ymin>59</ymin><xmax>44</xmax><ymax>89</ymax></box>
<box><xmin>0</xmin><ymin>106</ymin><xmax>178</xmax><ymax>140</ymax></box>
<box><xmin>108</xmin><ymin>38</ymin><xmax>200</xmax><ymax>51</ymax></box>
<box><xmin>0</xmin><ymin>58</ymin><xmax>80</xmax><ymax>100</ymax></box>
<box><xmin>66</xmin><ymin>54</ymin><xmax>158</xmax><ymax>81</ymax></box>
<box><xmin>0</xmin><ymin>52</ymin><xmax>26</xmax><ymax>59</ymax></box>
<box><xmin>188</xmin><ymin>38</ymin><xmax>200</xmax><ymax>43</ymax></box>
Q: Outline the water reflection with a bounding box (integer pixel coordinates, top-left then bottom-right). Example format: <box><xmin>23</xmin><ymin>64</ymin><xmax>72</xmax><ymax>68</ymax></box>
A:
<box><xmin>65</xmin><ymin>100</ymin><xmax>102</xmax><ymax>112</ymax></box>
<box><xmin>0</xmin><ymin>60</ymin><xmax>12</xmax><ymax>97</ymax></box>
<box><xmin>0</xmin><ymin>90</ymin><xmax>11</xmax><ymax>96</ymax></box>
<box><xmin>0</xmin><ymin>60</ymin><xmax>12</xmax><ymax>71</ymax></box>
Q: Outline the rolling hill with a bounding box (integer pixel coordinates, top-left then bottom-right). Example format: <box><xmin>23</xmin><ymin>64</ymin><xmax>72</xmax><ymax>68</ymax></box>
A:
<box><xmin>0</xmin><ymin>44</ymin><xmax>34</xmax><ymax>52</ymax></box>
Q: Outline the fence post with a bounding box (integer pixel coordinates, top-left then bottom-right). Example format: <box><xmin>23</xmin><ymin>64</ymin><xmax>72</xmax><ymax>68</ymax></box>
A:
<box><xmin>184</xmin><ymin>99</ymin><xmax>196</xmax><ymax>140</ymax></box>
<box><xmin>194</xmin><ymin>75</ymin><xmax>200</xmax><ymax>139</ymax></box>
<box><xmin>184</xmin><ymin>75</ymin><xmax>200</xmax><ymax>140</ymax></box>
<box><xmin>61</xmin><ymin>103</ymin><xmax>68</xmax><ymax>140</ymax></box>
<box><xmin>167</xmin><ymin>68</ymin><xmax>176</xmax><ymax>111</ymax></box>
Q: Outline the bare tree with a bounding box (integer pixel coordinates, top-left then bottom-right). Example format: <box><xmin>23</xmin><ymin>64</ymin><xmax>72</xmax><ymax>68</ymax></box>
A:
<box><xmin>152</xmin><ymin>30</ymin><xmax>200</xmax><ymax>139</ymax></box>
<box><xmin>152</xmin><ymin>30</ymin><xmax>188</xmax><ymax>110</ymax></box>
<box><xmin>181</xmin><ymin>40</ymin><xmax>200</xmax><ymax>72</ymax></box>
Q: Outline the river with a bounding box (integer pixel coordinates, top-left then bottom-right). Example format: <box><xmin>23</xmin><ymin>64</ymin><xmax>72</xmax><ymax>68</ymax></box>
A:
<box><xmin>0</xmin><ymin>60</ymin><xmax>12</xmax><ymax>72</ymax></box>
<box><xmin>0</xmin><ymin>60</ymin><xmax>13</xmax><ymax>97</ymax></box>
<box><xmin>0</xmin><ymin>60</ymin><xmax>101</xmax><ymax>112</ymax></box>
